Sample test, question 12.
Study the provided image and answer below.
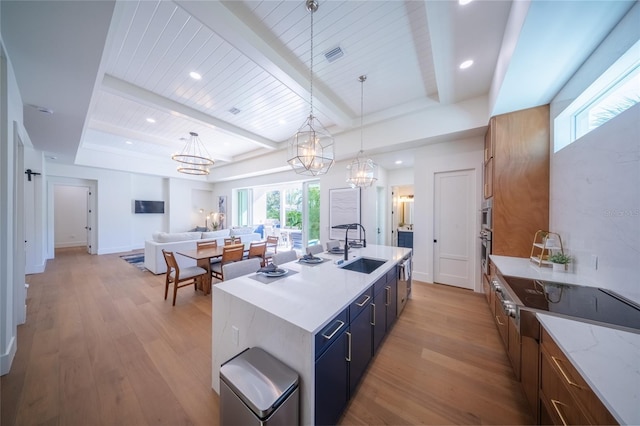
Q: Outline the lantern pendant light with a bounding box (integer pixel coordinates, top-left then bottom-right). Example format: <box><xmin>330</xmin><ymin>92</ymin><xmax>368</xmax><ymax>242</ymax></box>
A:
<box><xmin>287</xmin><ymin>0</ymin><xmax>335</xmax><ymax>176</ymax></box>
<box><xmin>346</xmin><ymin>75</ymin><xmax>377</xmax><ymax>188</ymax></box>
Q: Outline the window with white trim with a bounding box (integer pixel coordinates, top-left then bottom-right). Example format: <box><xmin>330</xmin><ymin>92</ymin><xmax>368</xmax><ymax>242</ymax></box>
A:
<box><xmin>555</xmin><ymin>40</ymin><xmax>640</xmax><ymax>153</ymax></box>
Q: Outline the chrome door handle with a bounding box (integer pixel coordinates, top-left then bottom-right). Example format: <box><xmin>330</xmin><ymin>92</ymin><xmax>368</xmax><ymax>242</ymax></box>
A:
<box><xmin>346</xmin><ymin>331</ymin><xmax>352</xmax><ymax>362</ymax></box>
<box><xmin>355</xmin><ymin>294</ymin><xmax>371</xmax><ymax>307</ymax></box>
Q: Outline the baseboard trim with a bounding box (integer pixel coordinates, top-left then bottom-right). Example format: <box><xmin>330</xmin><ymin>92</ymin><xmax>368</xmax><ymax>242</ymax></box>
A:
<box><xmin>0</xmin><ymin>335</ymin><xmax>17</xmax><ymax>376</ymax></box>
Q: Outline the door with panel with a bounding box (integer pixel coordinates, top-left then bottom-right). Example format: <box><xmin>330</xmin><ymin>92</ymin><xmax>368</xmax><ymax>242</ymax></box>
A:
<box><xmin>433</xmin><ymin>169</ymin><xmax>475</xmax><ymax>289</ymax></box>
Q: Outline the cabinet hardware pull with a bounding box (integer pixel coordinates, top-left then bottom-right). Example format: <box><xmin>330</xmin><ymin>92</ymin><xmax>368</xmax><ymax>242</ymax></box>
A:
<box><xmin>371</xmin><ymin>304</ymin><xmax>376</xmax><ymax>326</ymax></box>
<box><xmin>346</xmin><ymin>332</ymin><xmax>352</xmax><ymax>362</ymax></box>
<box><xmin>355</xmin><ymin>294</ymin><xmax>371</xmax><ymax>307</ymax></box>
<box><xmin>321</xmin><ymin>320</ymin><xmax>345</xmax><ymax>340</ymax></box>
<box><xmin>551</xmin><ymin>356</ymin><xmax>584</xmax><ymax>389</ymax></box>
<box><xmin>495</xmin><ymin>315</ymin><xmax>504</xmax><ymax>326</ymax></box>
<box><xmin>550</xmin><ymin>399</ymin><xmax>569</xmax><ymax>426</ymax></box>
<box><xmin>385</xmin><ymin>286</ymin><xmax>390</xmax><ymax>305</ymax></box>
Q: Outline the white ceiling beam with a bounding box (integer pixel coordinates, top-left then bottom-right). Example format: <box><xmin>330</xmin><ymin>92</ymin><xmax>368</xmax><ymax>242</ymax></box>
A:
<box><xmin>174</xmin><ymin>0</ymin><xmax>353</xmax><ymax>128</ymax></box>
<box><xmin>101</xmin><ymin>74</ymin><xmax>278</xmax><ymax>150</ymax></box>
<box><xmin>424</xmin><ymin>1</ymin><xmax>454</xmax><ymax>105</ymax></box>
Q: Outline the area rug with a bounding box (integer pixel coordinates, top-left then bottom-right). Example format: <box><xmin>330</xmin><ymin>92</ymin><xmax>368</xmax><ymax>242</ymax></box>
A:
<box><xmin>120</xmin><ymin>253</ymin><xmax>147</xmax><ymax>271</ymax></box>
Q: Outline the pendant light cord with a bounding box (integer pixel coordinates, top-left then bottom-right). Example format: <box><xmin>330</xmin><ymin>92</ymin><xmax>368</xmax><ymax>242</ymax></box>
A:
<box><xmin>359</xmin><ymin>75</ymin><xmax>366</xmax><ymax>154</ymax></box>
<box><xmin>309</xmin><ymin>1</ymin><xmax>315</xmax><ymax>117</ymax></box>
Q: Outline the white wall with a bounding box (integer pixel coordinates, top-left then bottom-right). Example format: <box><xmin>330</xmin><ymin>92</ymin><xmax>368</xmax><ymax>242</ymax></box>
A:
<box><xmin>0</xmin><ymin>36</ymin><xmax>28</xmax><ymax>374</ymax></box>
<box><xmin>549</xmin><ymin>3</ymin><xmax>640</xmax><ymax>303</ymax></box>
<box><xmin>46</xmin><ymin>162</ymin><xmax>214</xmax><ymax>254</ymax></box>
<box><xmin>412</xmin><ymin>137</ymin><xmax>484</xmax><ymax>290</ymax></box>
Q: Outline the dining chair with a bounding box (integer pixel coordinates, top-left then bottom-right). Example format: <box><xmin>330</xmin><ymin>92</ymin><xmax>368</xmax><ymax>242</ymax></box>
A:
<box><xmin>326</xmin><ymin>240</ymin><xmax>340</xmax><ymax>251</ymax></box>
<box><xmin>306</xmin><ymin>244</ymin><xmax>323</xmax><ymax>256</ymax></box>
<box><xmin>162</xmin><ymin>249</ymin><xmax>208</xmax><ymax>306</ymax></box>
<box><xmin>197</xmin><ymin>240</ymin><xmax>221</xmax><ymax>266</ymax></box>
<box><xmin>211</xmin><ymin>244</ymin><xmax>245</xmax><ymax>280</ymax></box>
<box><xmin>272</xmin><ymin>250</ymin><xmax>297</xmax><ymax>266</ymax></box>
<box><xmin>247</xmin><ymin>241</ymin><xmax>267</xmax><ymax>266</ymax></box>
<box><xmin>197</xmin><ymin>240</ymin><xmax>218</xmax><ymax>249</ymax></box>
<box><xmin>224</xmin><ymin>237</ymin><xmax>240</xmax><ymax>246</ymax></box>
<box><xmin>222</xmin><ymin>258</ymin><xmax>262</xmax><ymax>281</ymax></box>
<box><xmin>265</xmin><ymin>236</ymin><xmax>278</xmax><ymax>264</ymax></box>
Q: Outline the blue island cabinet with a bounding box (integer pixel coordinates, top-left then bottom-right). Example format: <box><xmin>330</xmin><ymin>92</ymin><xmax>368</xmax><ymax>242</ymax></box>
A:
<box><xmin>315</xmin><ymin>267</ymin><xmax>398</xmax><ymax>424</ymax></box>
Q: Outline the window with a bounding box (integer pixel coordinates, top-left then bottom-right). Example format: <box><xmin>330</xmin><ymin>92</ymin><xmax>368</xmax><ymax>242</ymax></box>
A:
<box><xmin>236</xmin><ymin>189</ymin><xmax>252</xmax><ymax>226</ymax></box>
<box><xmin>574</xmin><ymin>66</ymin><xmax>640</xmax><ymax>140</ymax></box>
<box><xmin>555</xmin><ymin>40</ymin><xmax>640</xmax><ymax>152</ymax></box>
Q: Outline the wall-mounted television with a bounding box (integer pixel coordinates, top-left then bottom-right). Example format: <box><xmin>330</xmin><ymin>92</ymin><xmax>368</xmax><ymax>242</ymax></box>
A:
<box><xmin>134</xmin><ymin>200</ymin><xmax>165</xmax><ymax>214</ymax></box>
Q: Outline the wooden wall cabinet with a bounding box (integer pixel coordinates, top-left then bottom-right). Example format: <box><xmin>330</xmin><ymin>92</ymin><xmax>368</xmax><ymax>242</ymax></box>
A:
<box><xmin>484</xmin><ymin>105</ymin><xmax>550</xmax><ymax>258</ymax></box>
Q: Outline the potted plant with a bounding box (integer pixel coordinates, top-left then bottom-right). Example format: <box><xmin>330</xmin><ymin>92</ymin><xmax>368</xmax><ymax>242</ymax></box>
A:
<box><xmin>549</xmin><ymin>252</ymin><xmax>572</xmax><ymax>271</ymax></box>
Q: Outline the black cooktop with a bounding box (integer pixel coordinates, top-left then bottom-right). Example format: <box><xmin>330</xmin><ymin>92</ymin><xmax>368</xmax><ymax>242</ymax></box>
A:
<box><xmin>503</xmin><ymin>276</ymin><xmax>640</xmax><ymax>331</ymax></box>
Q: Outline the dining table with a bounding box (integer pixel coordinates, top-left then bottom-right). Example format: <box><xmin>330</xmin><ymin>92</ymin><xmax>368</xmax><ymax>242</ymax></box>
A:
<box><xmin>177</xmin><ymin>243</ymin><xmax>251</xmax><ymax>294</ymax></box>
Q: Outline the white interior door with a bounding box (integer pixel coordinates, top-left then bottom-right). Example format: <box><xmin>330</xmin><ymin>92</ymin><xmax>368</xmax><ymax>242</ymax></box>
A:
<box><xmin>434</xmin><ymin>169</ymin><xmax>474</xmax><ymax>289</ymax></box>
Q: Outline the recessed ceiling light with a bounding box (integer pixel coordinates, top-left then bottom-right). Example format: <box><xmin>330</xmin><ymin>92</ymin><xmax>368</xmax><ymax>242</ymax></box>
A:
<box><xmin>279</xmin><ymin>119</ymin><xmax>287</xmax><ymax>125</ymax></box>
<box><xmin>459</xmin><ymin>0</ymin><xmax>473</xmax><ymax>5</ymax></box>
<box><xmin>189</xmin><ymin>71</ymin><xmax>202</xmax><ymax>80</ymax></box>
<box><xmin>395</xmin><ymin>160</ymin><xmax>403</xmax><ymax>165</ymax></box>
<box><xmin>460</xmin><ymin>59</ymin><xmax>474</xmax><ymax>69</ymax></box>
<box><xmin>146</xmin><ymin>118</ymin><xmax>156</xmax><ymax>123</ymax></box>
<box><xmin>125</xmin><ymin>140</ymin><xmax>133</xmax><ymax>145</ymax></box>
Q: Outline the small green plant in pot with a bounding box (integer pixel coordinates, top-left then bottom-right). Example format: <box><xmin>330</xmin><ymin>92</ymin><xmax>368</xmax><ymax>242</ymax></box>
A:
<box><xmin>549</xmin><ymin>252</ymin><xmax>572</xmax><ymax>271</ymax></box>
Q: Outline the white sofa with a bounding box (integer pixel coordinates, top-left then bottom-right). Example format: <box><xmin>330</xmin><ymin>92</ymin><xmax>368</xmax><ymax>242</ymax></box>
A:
<box><xmin>144</xmin><ymin>227</ymin><xmax>262</xmax><ymax>274</ymax></box>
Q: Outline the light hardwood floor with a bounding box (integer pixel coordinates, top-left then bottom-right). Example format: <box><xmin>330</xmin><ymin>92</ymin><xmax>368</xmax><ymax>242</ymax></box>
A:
<box><xmin>2</xmin><ymin>247</ymin><xmax>532</xmax><ymax>425</ymax></box>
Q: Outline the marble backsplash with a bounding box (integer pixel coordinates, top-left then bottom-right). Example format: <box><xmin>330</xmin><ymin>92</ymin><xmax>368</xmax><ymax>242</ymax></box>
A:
<box><xmin>550</xmin><ymin>104</ymin><xmax>639</xmax><ymax>303</ymax></box>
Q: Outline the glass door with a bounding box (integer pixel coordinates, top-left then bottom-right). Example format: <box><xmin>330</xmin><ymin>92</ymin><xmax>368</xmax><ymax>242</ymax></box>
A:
<box><xmin>303</xmin><ymin>181</ymin><xmax>321</xmax><ymax>248</ymax></box>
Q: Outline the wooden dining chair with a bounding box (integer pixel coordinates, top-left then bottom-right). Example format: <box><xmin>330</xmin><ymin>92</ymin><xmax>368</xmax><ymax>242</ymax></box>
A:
<box><xmin>247</xmin><ymin>241</ymin><xmax>267</xmax><ymax>267</ymax></box>
<box><xmin>264</xmin><ymin>235</ymin><xmax>278</xmax><ymax>264</ymax></box>
<box><xmin>211</xmin><ymin>244</ymin><xmax>245</xmax><ymax>280</ymax></box>
<box><xmin>224</xmin><ymin>237</ymin><xmax>240</xmax><ymax>246</ymax></box>
<box><xmin>272</xmin><ymin>250</ymin><xmax>297</xmax><ymax>266</ymax></box>
<box><xmin>222</xmin><ymin>258</ymin><xmax>262</xmax><ymax>281</ymax></box>
<box><xmin>197</xmin><ymin>240</ymin><xmax>217</xmax><ymax>250</ymax></box>
<box><xmin>162</xmin><ymin>249</ymin><xmax>208</xmax><ymax>306</ymax></box>
<box><xmin>306</xmin><ymin>244</ymin><xmax>323</xmax><ymax>256</ymax></box>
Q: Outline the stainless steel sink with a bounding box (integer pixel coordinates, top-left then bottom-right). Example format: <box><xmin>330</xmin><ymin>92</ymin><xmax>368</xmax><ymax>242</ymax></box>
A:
<box><xmin>339</xmin><ymin>257</ymin><xmax>386</xmax><ymax>274</ymax></box>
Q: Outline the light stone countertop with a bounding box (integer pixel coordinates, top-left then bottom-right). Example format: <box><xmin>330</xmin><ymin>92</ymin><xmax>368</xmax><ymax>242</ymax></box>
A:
<box><xmin>490</xmin><ymin>255</ymin><xmax>640</xmax><ymax>425</ymax></box>
<box><xmin>489</xmin><ymin>254</ymin><xmax>599</xmax><ymax>287</ymax></box>
<box><xmin>538</xmin><ymin>314</ymin><xmax>640</xmax><ymax>425</ymax></box>
<box><xmin>214</xmin><ymin>244</ymin><xmax>411</xmax><ymax>333</ymax></box>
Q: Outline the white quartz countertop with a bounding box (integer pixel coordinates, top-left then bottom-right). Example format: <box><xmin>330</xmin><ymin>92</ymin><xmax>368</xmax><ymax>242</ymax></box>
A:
<box><xmin>538</xmin><ymin>314</ymin><xmax>640</xmax><ymax>425</ymax></box>
<box><xmin>214</xmin><ymin>245</ymin><xmax>411</xmax><ymax>334</ymax></box>
<box><xmin>489</xmin><ymin>254</ymin><xmax>600</xmax><ymax>287</ymax></box>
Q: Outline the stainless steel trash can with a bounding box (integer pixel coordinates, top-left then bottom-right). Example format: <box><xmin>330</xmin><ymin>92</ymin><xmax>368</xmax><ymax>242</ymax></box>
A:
<box><xmin>220</xmin><ymin>347</ymin><xmax>299</xmax><ymax>425</ymax></box>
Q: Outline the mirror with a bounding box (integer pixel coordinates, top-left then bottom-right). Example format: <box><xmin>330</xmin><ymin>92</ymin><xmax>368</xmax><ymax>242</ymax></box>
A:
<box><xmin>400</xmin><ymin>195</ymin><xmax>414</xmax><ymax>227</ymax></box>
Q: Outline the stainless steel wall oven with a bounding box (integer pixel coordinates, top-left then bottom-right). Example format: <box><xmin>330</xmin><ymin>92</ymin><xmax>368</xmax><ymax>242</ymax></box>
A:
<box><xmin>480</xmin><ymin>229</ymin><xmax>491</xmax><ymax>275</ymax></box>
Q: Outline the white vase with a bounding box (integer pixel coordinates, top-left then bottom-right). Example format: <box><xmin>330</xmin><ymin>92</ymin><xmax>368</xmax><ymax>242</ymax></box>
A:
<box><xmin>552</xmin><ymin>263</ymin><xmax>566</xmax><ymax>272</ymax></box>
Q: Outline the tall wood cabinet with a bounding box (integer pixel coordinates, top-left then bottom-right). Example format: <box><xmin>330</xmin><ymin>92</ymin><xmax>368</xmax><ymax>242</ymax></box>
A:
<box><xmin>485</xmin><ymin>105</ymin><xmax>550</xmax><ymax>258</ymax></box>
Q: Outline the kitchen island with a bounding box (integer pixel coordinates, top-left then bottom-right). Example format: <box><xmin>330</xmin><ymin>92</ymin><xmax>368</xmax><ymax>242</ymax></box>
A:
<box><xmin>212</xmin><ymin>244</ymin><xmax>411</xmax><ymax>424</ymax></box>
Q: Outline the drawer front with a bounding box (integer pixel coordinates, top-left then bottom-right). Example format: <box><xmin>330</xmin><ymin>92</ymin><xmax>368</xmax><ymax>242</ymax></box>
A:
<box><xmin>315</xmin><ymin>308</ymin><xmax>349</xmax><ymax>359</ymax></box>
<box><xmin>541</xmin><ymin>329</ymin><xmax>618</xmax><ymax>425</ymax></box>
<box><xmin>349</xmin><ymin>287</ymin><xmax>372</xmax><ymax>322</ymax></box>
<box><xmin>540</xmin><ymin>351</ymin><xmax>590</xmax><ymax>425</ymax></box>
<box><xmin>494</xmin><ymin>299</ymin><xmax>508</xmax><ymax>349</ymax></box>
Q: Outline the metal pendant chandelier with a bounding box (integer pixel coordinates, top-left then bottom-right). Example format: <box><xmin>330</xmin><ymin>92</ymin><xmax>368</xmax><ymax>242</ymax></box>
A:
<box><xmin>287</xmin><ymin>0</ymin><xmax>335</xmax><ymax>176</ymax></box>
<box><xmin>172</xmin><ymin>131</ymin><xmax>214</xmax><ymax>175</ymax></box>
<box><xmin>346</xmin><ymin>75</ymin><xmax>377</xmax><ymax>188</ymax></box>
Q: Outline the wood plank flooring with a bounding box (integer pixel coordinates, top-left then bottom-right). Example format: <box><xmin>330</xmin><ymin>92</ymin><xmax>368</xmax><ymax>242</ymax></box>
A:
<box><xmin>2</xmin><ymin>247</ymin><xmax>532</xmax><ymax>425</ymax></box>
